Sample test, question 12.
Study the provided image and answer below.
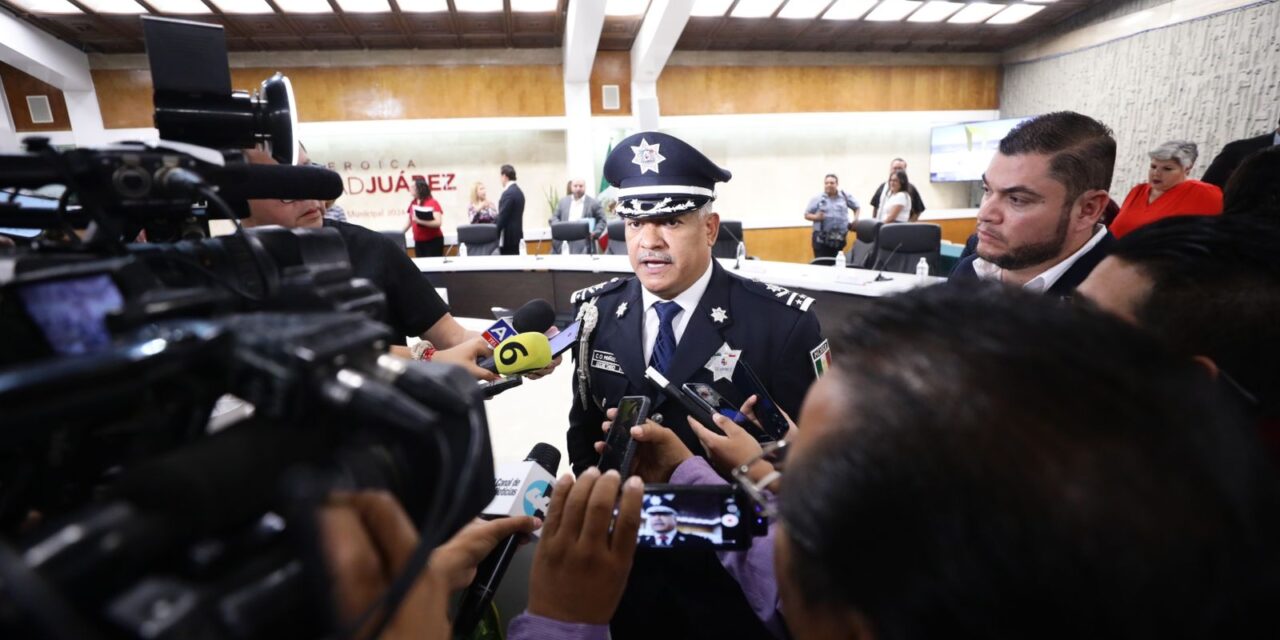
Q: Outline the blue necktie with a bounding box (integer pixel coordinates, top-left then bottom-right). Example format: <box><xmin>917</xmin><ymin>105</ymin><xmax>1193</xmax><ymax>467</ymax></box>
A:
<box><xmin>649</xmin><ymin>301</ymin><xmax>681</xmax><ymax>375</ymax></box>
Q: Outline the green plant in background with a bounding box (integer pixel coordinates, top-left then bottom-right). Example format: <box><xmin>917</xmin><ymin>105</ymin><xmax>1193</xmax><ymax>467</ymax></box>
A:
<box><xmin>543</xmin><ymin>185</ymin><xmax>559</xmax><ymax>219</ymax></box>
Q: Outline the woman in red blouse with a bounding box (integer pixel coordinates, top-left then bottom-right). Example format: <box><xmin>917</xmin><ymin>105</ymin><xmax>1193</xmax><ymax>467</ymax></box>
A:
<box><xmin>403</xmin><ymin>177</ymin><xmax>444</xmax><ymax>257</ymax></box>
<box><xmin>1110</xmin><ymin>140</ymin><xmax>1223</xmax><ymax>238</ymax></box>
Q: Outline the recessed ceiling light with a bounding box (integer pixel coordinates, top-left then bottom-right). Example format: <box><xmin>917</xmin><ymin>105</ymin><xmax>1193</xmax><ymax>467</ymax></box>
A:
<box><xmin>987</xmin><ymin>3</ymin><xmax>1044</xmax><ymax>23</ymax></box>
<box><xmin>397</xmin><ymin>0</ymin><xmax>448</xmax><ymax>11</ymax></box>
<box><xmin>511</xmin><ymin>0</ymin><xmax>558</xmax><ymax>11</ymax></box>
<box><xmin>605</xmin><ymin>0</ymin><xmax>649</xmax><ymax>17</ymax></box>
<box><xmin>866</xmin><ymin>0</ymin><xmax>923</xmax><ymax>21</ymax></box>
<box><xmin>146</xmin><ymin>0</ymin><xmax>213</xmax><ymax>12</ymax></box>
<box><xmin>730</xmin><ymin>0</ymin><xmax>784</xmax><ymax>18</ymax></box>
<box><xmin>690</xmin><ymin>0</ymin><xmax>734</xmax><ymax>17</ymax></box>
<box><xmin>907</xmin><ymin>1</ymin><xmax>963</xmax><ymax>22</ymax></box>
<box><xmin>947</xmin><ymin>2</ymin><xmax>1005</xmax><ymax>24</ymax></box>
<box><xmin>822</xmin><ymin>0</ymin><xmax>877</xmax><ymax>20</ymax></box>
<box><xmin>778</xmin><ymin>0</ymin><xmax>832</xmax><ymax>19</ymax></box>
<box><xmin>10</xmin><ymin>0</ymin><xmax>84</xmax><ymax>13</ymax></box>
<box><xmin>336</xmin><ymin>0</ymin><xmax>391</xmax><ymax>12</ymax></box>
<box><xmin>210</xmin><ymin>0</ymin><xmax>274</xmax><ymax>14</ymax></box>
<box><xmin>274</xmin><ymin>0</ymin><xmax>332</xmax><ymax>13</ymax></box>
<box><xmin>78</xmin><ymin>0</ymin><xmax>145</xmax><ymax>12</ymax></box>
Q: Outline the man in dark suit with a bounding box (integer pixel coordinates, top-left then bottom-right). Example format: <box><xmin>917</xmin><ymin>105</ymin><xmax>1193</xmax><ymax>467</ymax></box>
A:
<box><xmin>496</xmin><ymin>163</ymin><xmax>525</xmax><ymax>255</ymax></box>
<box><xmin>568</xmin><ymin>131</ymin><xmax>825</xmax><ymax>640</ymax></box>
<box><xmin>551</xmin><ymin>178</ymin><xmax>605</xmax><ymax>254</ymax></box>
<box><xmin>950</xmin><ymin>111</ymin><xmax>1117</xmax><ymax>298</ymax></box>
<box><xmin>1201</xmin><ymin>118</ymin><xmax>1280</xmax><ymax>190</ymax></box>
<box><xmin>638</xmin><ymin>505</ymin><xmax>713</xmax><ymax>549</ymax></box>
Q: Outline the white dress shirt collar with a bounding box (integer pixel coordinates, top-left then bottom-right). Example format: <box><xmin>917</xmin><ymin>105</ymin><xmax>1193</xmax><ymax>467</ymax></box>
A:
<box><xmin>972</xmin><ymin>224</ymin><xmax>1109</xmax><ymax>293</ymax></box>
<box><xmin>503</xmin><ymin>180</ymin><xmax>517</xmax><ymax>192</ymax></box>
<box><xmin>640</xmin><ymin>259</ymin><xmax>715</xmax><ymax>363</ymax></box>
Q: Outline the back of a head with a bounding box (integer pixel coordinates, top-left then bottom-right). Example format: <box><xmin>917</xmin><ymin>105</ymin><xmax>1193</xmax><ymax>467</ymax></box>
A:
<box><xmin>998</xmin><ymin>111</ymin><xmax>1117</xmax><ymax>200</ymax></box>
<box><xmin>1109</xmin><ymin>214</ymin><xmax>1280</xmax><ymax>418</ymax></box>
<box><xmin>501</xmin><ymin>164</ymin><xmax>517</xmax><ymax>181</ymax></box>
<box><xmin>780</xmin><ymin>283</ymin><xmax>1279</xmax><ymax>639</ymax></box>
<box><xmin>1223</xmin><ymin>146</ymin><xmax>1280</xmax><ymax>216</ymax></box>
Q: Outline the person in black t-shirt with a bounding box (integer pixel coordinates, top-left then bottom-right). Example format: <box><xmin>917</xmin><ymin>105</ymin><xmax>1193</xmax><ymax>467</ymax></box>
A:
<box><xmin>242</xmin><ymin>148</ymin><xmax>514</xmax><ymax>380</ymax></box>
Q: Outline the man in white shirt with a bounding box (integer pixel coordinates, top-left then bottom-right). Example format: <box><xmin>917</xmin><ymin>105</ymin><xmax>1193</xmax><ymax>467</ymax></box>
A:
<box><xmin>949</xmin><ymin>111</ymin><xmax>1117</xmax><ymax>297</ymax></box>
<box><xmin>552</xmin><ymin>178</ymin><xmax>605</xmax><ymax>254</ymax></box>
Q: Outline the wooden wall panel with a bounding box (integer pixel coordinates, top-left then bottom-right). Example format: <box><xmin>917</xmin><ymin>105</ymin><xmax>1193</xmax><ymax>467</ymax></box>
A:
<box><xmin>92</xmin><ymin>65</ymin><xmax>565</xmax><ymax>129</ymax></box>
<box><xmin>742</xmin><ymin>218</ymin><xmax>976</xmax><ymax>265</ymax></box>
<box><xmin>590</xmin><ymin>51</ymin><xmax>631</xmax><ymax>116</ymax></box>
<box><xmin>0</xmin><ymin>62</ymin><xmax>71</xmax><ymax>132</ymax></box>
<box><xmin>658</xmin><ymin>65</ymin><xmax>998</xmax><ymax>116</ymax></box>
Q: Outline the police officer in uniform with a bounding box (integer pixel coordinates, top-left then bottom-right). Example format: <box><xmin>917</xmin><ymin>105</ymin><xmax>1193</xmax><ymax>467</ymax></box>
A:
<box><xmin>567</xmin><ymin>132</ymin><xmax>827</xmax><ymax>639</ymax></box>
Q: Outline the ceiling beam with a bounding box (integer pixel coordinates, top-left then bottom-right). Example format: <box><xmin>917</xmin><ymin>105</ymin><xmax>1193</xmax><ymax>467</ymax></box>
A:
<box><xmin>630</xmin><ymin>0</ymin><xmax>692</xmax><ymax>84</ymax></box>
<box><xmin>562</xmin><ymin>0</ymin><xmax>604</xmax><ymax>83</ymax></box>
<box><xmin>0</xmin><ymin>4</ymin><xmax>94</xmax><ymax>90</ymax></box>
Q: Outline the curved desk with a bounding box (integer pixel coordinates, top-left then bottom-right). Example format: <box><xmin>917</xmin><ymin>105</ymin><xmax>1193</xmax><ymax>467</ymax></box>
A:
<box><xmin>415</xmin><ymin>255</ymin><xmax>942</xmax><ymax>329</ymax></box>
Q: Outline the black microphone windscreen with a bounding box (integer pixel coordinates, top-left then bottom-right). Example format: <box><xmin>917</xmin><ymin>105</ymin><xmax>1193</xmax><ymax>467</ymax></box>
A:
<box><xmin>524</xmin><ymin>443</ymin><xmax>561</xmax><ymax>475</ymax></box>
<box><xmin>216</xmin><ymin>163</ymin><xmax>344</xmax><ymax>201</ymax></box>
<box><xmin>512</xmin><ymin>299</ymin><xmax>556</xmax><ymax>333</ymax></box>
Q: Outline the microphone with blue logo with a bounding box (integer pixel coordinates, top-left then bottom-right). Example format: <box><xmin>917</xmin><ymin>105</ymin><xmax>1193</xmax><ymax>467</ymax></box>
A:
<box><xmin>454</xmin><ymin>443</ymin><xmax>561</xmax><ymax>636</ymax></box>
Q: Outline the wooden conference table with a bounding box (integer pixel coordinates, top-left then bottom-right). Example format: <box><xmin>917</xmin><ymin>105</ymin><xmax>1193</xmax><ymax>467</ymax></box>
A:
<box><xmin>414</xmin><ymin>254</ymin><xmax>944</xmax><ymax>330</ymax></box>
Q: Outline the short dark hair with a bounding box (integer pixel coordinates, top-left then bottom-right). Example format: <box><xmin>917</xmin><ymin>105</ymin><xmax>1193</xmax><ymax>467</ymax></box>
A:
<box><xmin>825</xmin><ymin>173</ymin><xmax>838</xmax><ymax>182</ymax></box>
<box><xmin>1108</xmin><ymin>214</ymin><xmax>1280</xmax><ymax>416</ymax></box>
<box><xmin>780</xmin><ymin>283</ymin><xmax>1279</xmax><ymax>638</ymax></box>
<box><xmin>1223</xmin><ymin>146</ymin><xmax>1280</xmax><ymax>216</ymax></box>
<box><xmin>414</xmin><ymin>177</ymin><xmax>431</xmax><ymax>200</ymax></box>
<box><xmin>501</xmin><ymin>164</ymin><xmax>517</xmax><ymax>181</ymax></box>
<box><xmin>998</xmin><ymin>111</ymin><xmax>1117</xmax><ymax>204</ymax></box>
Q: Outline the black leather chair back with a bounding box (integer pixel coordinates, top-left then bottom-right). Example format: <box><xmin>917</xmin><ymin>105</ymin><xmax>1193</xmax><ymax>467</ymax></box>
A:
<box><xmin>457</xmin><ymin>223</ymin><xmax>500</xmax><ymax>256</ymax></box>
<box><xmin>605</xmin><ymin>219</ymin><xmax>627</xmax><ymax>255</ymax></box>
<box><xmin>713</xmin><ymin>220</ymin><xmax>744</xmax><ymax>259</ymax></box>
<box><xmin>874</xmin><ymin>223</ymin><xmax>942</xmax><ymax>274</ymax></box>
<box><xmin>849</xmin><ymin>219</ymin><xmax>881</xmax><ymax>268</ymax></box>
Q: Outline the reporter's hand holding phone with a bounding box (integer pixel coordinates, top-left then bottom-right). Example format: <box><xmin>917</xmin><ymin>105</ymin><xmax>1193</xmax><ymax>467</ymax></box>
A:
<box><xmin>688</xmin><ymin>394</ymin><xmax>795</xmax><ymax>481</ymax></box>
<box><xmin>527</xmin><ymin>468</ymin><xmax>644</xmax><ymax>625</ymax></box>
<box><xmin>597</xmin><ymin>407</ymin><xmax>695</xmax><ymax>483</ymax></box>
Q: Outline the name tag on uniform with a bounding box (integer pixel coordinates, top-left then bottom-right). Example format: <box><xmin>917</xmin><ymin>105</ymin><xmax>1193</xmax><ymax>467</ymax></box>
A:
<box><xmin>591</xmin><ymin>350</ymin><xmax>624</xmax><ymax>375</ymax></box>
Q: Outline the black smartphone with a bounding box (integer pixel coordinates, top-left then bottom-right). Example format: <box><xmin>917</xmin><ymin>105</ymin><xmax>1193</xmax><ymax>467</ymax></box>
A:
<box><xmin>598</xmin><ymin>395</ymin><xmax>649</xmax><ymax>474</ymax></box>
<box><xmin>733</xmin><ymin>360</ymin><xmax>791</xmax><ymax>442</ymax></box>
<box><xmin>682</xmin><ymin>382</ymin><xmax>751</xmax><ymax>425</ymax></box>
<box><xmin>547</xmin><ymin>320</ymin><xmax>581</xmax><ymax>358</ymax></box>
<box><xmin>637</xmin><ymin>484</ymin><xmax>766</xmax><ymax>551</ymax></box>
<box><xmin>645</xmin><ymin>367</ymin><xmax>725</xmax><ymax>436</ymax></box>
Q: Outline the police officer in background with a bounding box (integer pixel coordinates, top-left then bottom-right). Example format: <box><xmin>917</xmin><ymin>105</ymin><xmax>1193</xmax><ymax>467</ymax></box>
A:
<box><xmin>567</xmin><ymin>131</ymin><xmax>826</xmax><ymax>640</ymax></box>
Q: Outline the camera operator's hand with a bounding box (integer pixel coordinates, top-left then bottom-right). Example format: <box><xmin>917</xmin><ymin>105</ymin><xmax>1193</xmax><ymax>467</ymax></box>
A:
<box><xmin>596</xmin><ymin>407</ymin><xmax>695</xmax><ymax>483</ymax></box>
<box><xmin>431</xmin><ymin>336</ymin><xmax>501</xmax><ymax>382</ymax></box>
<box><xmin>527</xmin><ymin>468</ymin><xmax>643</xmax><ymax>625</ymax></box>
<box><xmin>319</xmin><ymin>491</ymin><xmax>445</xmax><ymax>640</ymax></box>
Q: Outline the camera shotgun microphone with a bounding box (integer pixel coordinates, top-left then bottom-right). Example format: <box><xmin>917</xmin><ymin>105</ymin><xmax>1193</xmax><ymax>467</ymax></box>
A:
<box><xmin>213</xmin><ymin>163</ymin><xmax>345</xmax><ymax>201</ymax></box>
<box><xmin>869</xmin><ymin>242</ymin><xmax>903</xmax><ymax>283</ymax></box>
<box><xmin>454</xmin><ymin>443</ymin><xmax>561</xmax><ymax>637</ymax></box>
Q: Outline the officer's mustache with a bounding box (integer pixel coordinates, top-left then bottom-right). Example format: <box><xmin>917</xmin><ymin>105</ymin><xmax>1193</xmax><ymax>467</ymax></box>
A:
<box><xmin>638</xmin><ymin>251</ymin><xmax>674</xmax><ymax>264</ymax></box>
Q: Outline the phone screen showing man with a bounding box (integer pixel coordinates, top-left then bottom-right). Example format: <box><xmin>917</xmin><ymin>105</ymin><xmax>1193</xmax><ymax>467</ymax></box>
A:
<box><xmin>637</xmin><ymin>485</ymin><xmax>760</xmax><ymax>551</ymax></box>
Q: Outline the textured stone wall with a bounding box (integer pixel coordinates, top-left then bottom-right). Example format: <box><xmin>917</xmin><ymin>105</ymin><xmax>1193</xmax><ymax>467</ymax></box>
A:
<box><xmin>1000</xmin><ymin>0</ymin><xmax>1280</xmax><ymax>194</ymax></box>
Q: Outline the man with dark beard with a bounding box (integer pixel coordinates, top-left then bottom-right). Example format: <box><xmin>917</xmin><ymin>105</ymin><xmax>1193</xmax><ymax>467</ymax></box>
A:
<box><xmin>950</xmin><ymin>111</ymin><xmax>1116</xmax><ymax>297</ymax></box>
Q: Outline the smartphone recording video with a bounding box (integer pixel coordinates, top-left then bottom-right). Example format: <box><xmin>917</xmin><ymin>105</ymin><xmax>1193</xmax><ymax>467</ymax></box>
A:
<box><xmin>598</xmin><ymin>395</ymin><xmax>649</xmax><ymax>475</ymax></box>
<box><xmin>637</xmin><ymin>485</ymin><xmax>765</xmax><ymax>551</ymax></box>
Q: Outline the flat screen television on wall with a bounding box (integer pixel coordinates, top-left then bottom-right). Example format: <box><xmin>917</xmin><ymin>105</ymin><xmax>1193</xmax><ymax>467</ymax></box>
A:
<box><xmin>929</xmin><ymin>117</ymin><xmax>1032</xmax><ymax>183</ymax></box>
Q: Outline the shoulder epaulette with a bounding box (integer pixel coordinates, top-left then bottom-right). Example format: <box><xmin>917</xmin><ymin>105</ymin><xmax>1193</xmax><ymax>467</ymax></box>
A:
<box><xmin>570</xmin><ymin>277</ymin><xmax>628</xmax><ymax>305</ymax></box>
<box><xmin>742</xmin><ymin>279</ymin><xmax>816</xmax><ymax>313</ymax></box>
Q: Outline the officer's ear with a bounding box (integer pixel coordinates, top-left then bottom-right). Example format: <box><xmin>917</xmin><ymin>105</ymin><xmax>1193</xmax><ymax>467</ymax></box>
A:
<box><xmin>704</xmin><ymin>210</ymin><xmax>720</xmax><ymax>247</ymax></box>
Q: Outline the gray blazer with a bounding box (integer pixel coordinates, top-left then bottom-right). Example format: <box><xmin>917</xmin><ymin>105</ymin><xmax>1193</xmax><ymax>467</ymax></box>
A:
<box><xmin>552</xmin><ymin>195</ymin><xmax>605</xmax><ymax>254</ymax></box>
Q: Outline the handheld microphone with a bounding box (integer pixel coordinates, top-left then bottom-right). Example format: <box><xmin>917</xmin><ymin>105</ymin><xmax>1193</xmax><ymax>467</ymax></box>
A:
<box><xmin>870</xmin><ymin>242</ymin><xmax>903</xmax><ymax>283</ymax></box>
<box><xmin>455</xmin><ymin>444</ymin><xmax>561</xmax><ymax>637</ymax></box>
<box><xmin>478</xmin><ymin>332</ymin><xmax>553</xmax><ymax>375</ymax></box>
<box><xmin>213</xmin><ymin>163</ymin><xmax>344</xmax><ymax>201</ymax></box>
<box><xmin>512</xmin><ymin>298</ymin><xmax>556</xmax><ymax>333</ymax></box>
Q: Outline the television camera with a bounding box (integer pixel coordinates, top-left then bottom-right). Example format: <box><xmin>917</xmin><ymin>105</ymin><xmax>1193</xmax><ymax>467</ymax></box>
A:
<box><xmin>0</xmin><ymin>16</ymin><xmax>495</xmax><ymax>640</ymax></box>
